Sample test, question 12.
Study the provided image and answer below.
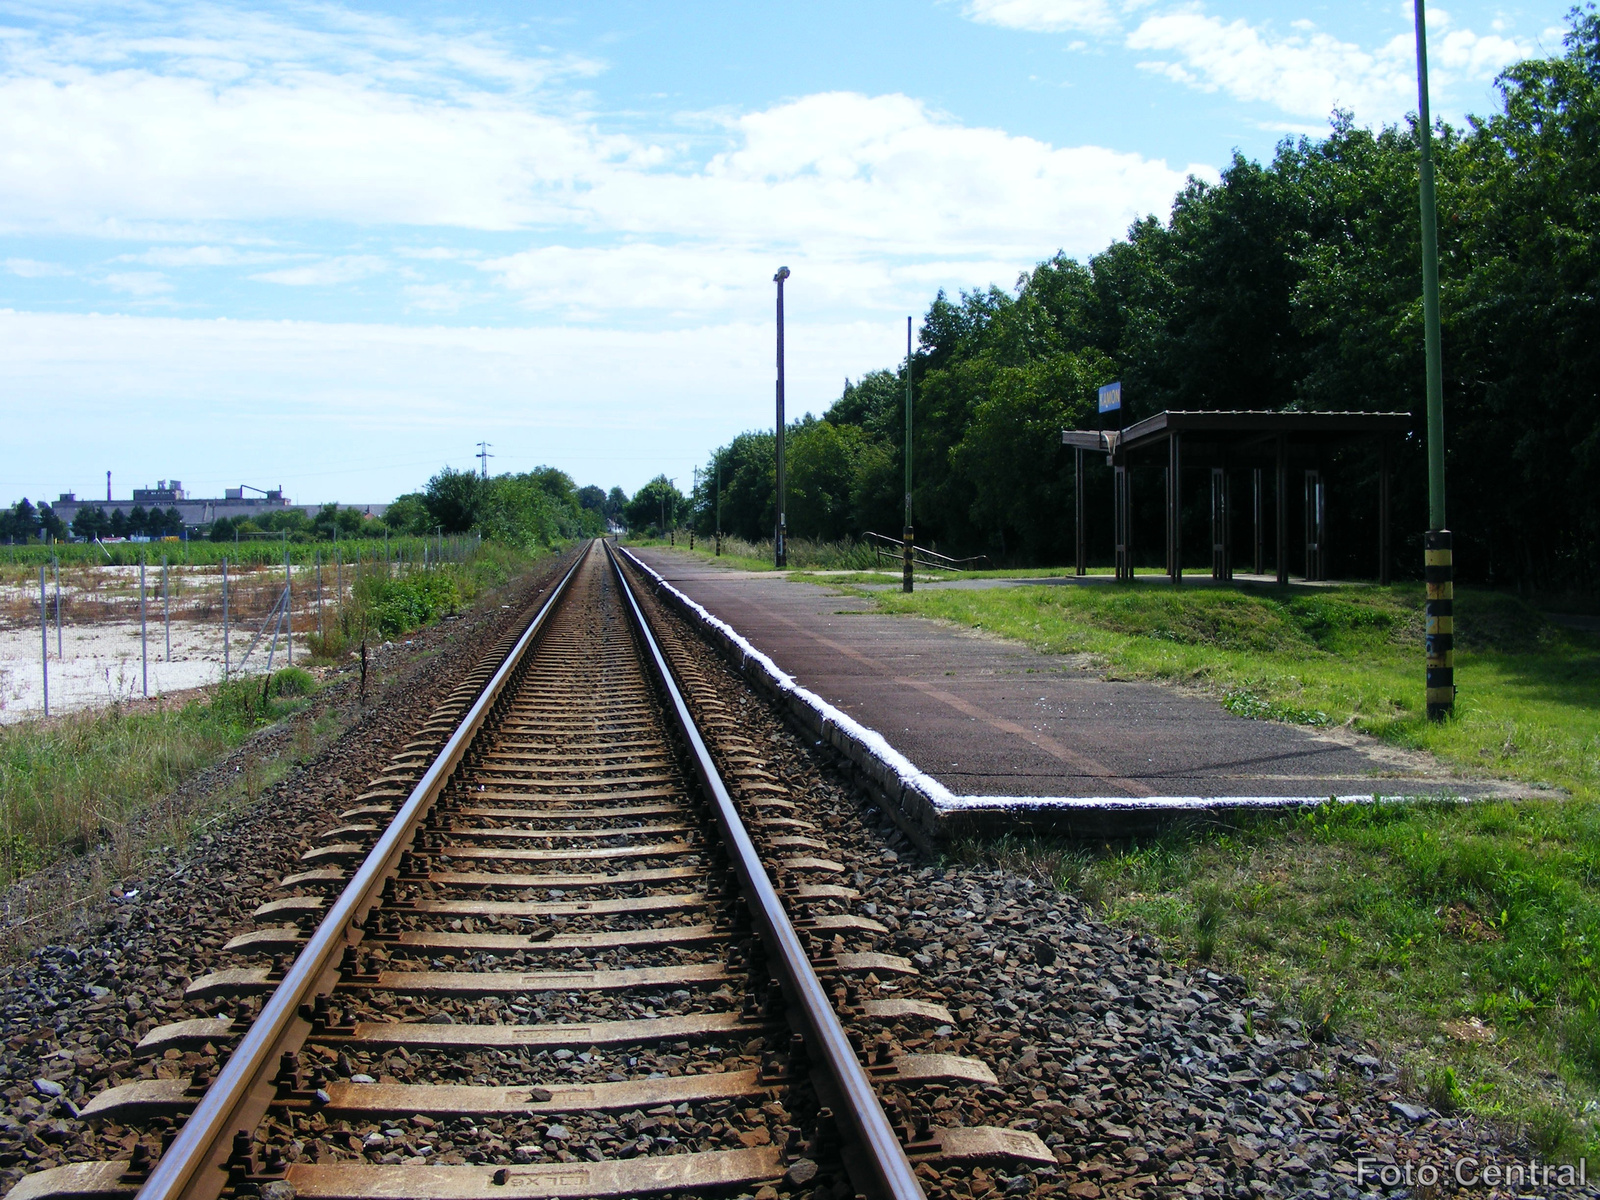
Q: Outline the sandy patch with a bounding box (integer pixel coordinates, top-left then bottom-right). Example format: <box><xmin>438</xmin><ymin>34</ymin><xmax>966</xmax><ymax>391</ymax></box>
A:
<box><xmin>0</xmin><ymin>617</ymin><xmax>302</xmax><ymax>723</ymax></box>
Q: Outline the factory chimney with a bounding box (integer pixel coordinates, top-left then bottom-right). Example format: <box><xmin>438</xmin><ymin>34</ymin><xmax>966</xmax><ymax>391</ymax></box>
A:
<box><xmin>107</xmin><ymin>470</ymin><xmax>112</xmax><ymax>502</ymax></box>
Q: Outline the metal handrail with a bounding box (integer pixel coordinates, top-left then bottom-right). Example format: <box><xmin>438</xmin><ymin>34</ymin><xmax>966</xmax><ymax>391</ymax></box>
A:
<box><xmin>608</xmin><ymin>541</ymin><xmax>925</xmax><ymax>1200</ymax></box>
<box><xmin>136</xmin><ymin>545</ymin><xmax>589</xmax><ymax>1200</ymax></box>
<box><xmin>864</xmin><ymin>531</ymin><xmax>988</xmax><ymax>573</ymax></box>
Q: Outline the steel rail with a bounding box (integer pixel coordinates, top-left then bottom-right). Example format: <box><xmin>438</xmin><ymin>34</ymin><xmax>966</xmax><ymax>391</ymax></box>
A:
<box><xmin>136</xmin><ymin>544</ymin><xmax>590</xmax><ymax>1200</ymax></box>
<box><xmin>604</xmin><ymin>539</ymin><xmax>926</xmax><ymax>1200</ymax></box>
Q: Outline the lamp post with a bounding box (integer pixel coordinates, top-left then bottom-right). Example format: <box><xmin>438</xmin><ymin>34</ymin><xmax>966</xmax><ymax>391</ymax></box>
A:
<box><xmin>659</xmin><ymin>479</ymin><xmax>676</xmax><ymax>543</ymax></box>
<box><xmin>774</xmin><ymin>266</ymin><xmax>790</xmax><ymax>568</ymax></box>
<box><xmin>1415</xmin><ymin>0</ymin><xmax>1453</xmax><ymax>721</ymax></box>
<box><xmin>715</xmin><ymin>456</ymin><xmax>723</xmax><ymax>556</ymax></box>
<box><xmin>903</xmin><ymin>316</ymin><xmax>914</xmax><ymax>594</ymax></box>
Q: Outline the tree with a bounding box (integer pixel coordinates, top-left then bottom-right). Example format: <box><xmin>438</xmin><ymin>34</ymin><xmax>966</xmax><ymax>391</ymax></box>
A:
<box><xmin>384</xmin><ymin>494</ymin><xmax>430</xmax><ymax>534</ymax></box>
<box><xmin>624</xmin><ymin>476</ymin><xmax>686</xmax><ymax>534</ymax></box>
<box><xmin>422</xmin><ymin>467</ymin><xmax>484</xmax><ymax>534</ymax></box>
<box><xmin>39</xmin><ymin>502</ymin><xmax>67</xmax><ymax>541</ymax></box>
<box><xmin>73</xmin><ymin>505</ymin><xmax>109</xmax><ymax>540</ymax></box>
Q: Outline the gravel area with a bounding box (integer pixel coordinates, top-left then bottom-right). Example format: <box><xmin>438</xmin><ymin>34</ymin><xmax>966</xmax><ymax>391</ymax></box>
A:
<box><xmin>2</xmin><ymin>546</ymin><xmax>1589</xmax><ymax>1200</ymax></box>
<box><xmin>627</xmin><ymin>559</ymin><xmax>1599</xmax><ymax>1200</ymax></box>
<box><xmin>0</xmin><ymin>551</ymin><xmax>574</xmax><ymax>1194</ymax></box>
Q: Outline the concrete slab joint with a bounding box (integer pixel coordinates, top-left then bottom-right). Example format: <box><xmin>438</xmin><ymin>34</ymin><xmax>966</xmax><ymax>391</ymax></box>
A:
<box><xmin>620</xmin><ymin>547</ymin><xmax>1506</xmax><ymax>845</ymax></box>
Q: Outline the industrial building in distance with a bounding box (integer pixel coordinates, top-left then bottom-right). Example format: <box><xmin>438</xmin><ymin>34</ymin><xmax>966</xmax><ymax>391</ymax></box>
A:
<box><xmin>50</xmin><ymin>474</ymin><xmax>387</xmax><ymax>528</ymax></box>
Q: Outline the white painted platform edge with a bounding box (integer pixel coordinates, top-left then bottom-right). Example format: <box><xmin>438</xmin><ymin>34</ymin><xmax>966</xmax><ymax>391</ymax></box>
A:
<box><xmin>620</xmin><ymin>548</ymin><xmax>1453</xmax><ymax>829</ymax></box>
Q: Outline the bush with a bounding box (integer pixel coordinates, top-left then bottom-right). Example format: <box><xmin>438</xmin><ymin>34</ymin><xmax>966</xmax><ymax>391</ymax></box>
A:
<box><xmin>269</xmin><ymin>667</ymin><xmax>316</xmax><ymax>698</ymax></box>
<box><xmin>357</xmin><ymin>568</ymin><xmax>459</xmax><ymax>638</ymax></box>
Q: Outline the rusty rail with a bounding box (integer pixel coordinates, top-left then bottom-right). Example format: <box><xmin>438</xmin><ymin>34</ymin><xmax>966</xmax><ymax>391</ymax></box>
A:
<box><xmin>7</xmin><ymin>538</ymin><xmax>1017</xmax><ymax>1200</ymax></box>
<box><xmin>134</xmin><ymin>545</ymin><xmax>588</xmax><ymax>1200</ymax></box>
<box><xmin>605</xmin><ymin>540</ymin><xmax>925</xmax><ymax>1200</ymax></box>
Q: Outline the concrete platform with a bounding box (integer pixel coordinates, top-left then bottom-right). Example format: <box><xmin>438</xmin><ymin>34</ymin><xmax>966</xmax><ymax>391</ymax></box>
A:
<box><xmin>633</xmin><ymin>549</ymin><xmax>1512</xmax><ymax>811</ymax></box>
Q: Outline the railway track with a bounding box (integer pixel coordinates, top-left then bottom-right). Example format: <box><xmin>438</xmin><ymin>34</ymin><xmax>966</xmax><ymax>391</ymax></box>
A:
<box><xmin>8</xmin><ymin>541</ymin><xmax>1050</xmax><ymax>1200</ymax></box>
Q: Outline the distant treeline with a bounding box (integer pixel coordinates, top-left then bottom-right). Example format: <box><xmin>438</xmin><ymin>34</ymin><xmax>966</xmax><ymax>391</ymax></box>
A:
<box><xmin>388</xmin><ymin>467</ymin><xmax>625</xmax><ymax>547</ymax></box>
<box><xmin>681</xmin><ymin>12</ymin><xmax>1600</xmax><ymax>588</ymax></box>
<box><xmin>1</xmin><ymin>466</ymin><xmax>629</xmax><ymax>550</ymax></box>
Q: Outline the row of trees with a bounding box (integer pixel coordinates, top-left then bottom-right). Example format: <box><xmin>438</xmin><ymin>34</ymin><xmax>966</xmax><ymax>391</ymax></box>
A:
<box><xmin>386</xmin><ymin>467</ymin><xmax>624</xmax><ymax>547</ymax></box>
<box><xmin>69</xmin><ymin>504</ymin><xmax>186</xmax><ymax>540</ymax></box>
<box><xmin>1</xmin><ymin>499</ymin><xmax>67</xmax><ymax>543</ymax></box>
<box><xmin>675</xmin><ymin>12</ymin><xmax>1600</xmax><ymax>586</ymax></box>
<box><xmin>209</xmin><ymin>505</ymin><xmax>388</xmax><ymax>543</ymax></box>
<box><xmin>2</xmin><ymin>469</ymin><xmax>630</xmax><ymax>549</ymax></box>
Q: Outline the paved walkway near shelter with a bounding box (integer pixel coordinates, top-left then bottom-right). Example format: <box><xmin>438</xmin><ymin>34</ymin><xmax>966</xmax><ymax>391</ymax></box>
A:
<box><xmin>635</xmin><ymin>549</ymin><xmax>1508</xmax><ymax>802</ymax></box>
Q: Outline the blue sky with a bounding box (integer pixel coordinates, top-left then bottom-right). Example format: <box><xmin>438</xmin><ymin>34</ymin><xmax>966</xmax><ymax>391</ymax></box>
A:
<box><xmin>0</xmin><ymin>0</ymin><xmax>1573</xmax><ymax>506</ymax></box>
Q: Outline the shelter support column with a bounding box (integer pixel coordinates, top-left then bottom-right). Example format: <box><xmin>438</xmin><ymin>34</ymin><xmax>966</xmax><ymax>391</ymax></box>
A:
<box><xmin>1252</xmin><ymin>468</ymin><xmax>1263</xmax><ymax>576</ymax></box>
<box><xmin>1168</xmin><ymin>432</ymin><xmax>1183</xmax><ymax>584</ymax></box>
<box><xmin>1304</xmin><ymin>470</ymin><xmax>1326</xmax><ymax>581</ymax></box>
<box><xmin>1378</xmin><ymin>439</ymin><xmax>1392</xmax><ymax>585</ymax></box>
<box><xmin>1211</xmin><ymin>467</ymin><xmax>1232</xmax><ymax>580</ymax></box>
<box><xmin>1275</xmin><ymin>434</ymin><xmax>1289</xmax><ymax>585</ymax></box>
<box><xmin>1114</xmin><ymin>455</ymin><xmax>1132</xmax><ymax>581</ymax></box>
<box><xmin>1075</xmin><ymin>447</ymin><xmax>1086</xmax><ymax>576</ymax></box>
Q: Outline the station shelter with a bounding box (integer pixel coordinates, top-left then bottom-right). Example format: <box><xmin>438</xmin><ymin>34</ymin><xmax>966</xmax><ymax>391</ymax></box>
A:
<box><xmin>1061</xmin><ymin>410</ymin><xmax>1411</xmax><ymax>584</ymax></box>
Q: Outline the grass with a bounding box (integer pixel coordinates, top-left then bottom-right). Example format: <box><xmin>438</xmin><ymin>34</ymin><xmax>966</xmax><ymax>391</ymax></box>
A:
<box><xmin>952</xmin><ymin>800</ymin><xmax>1600</xmax><ymax>1160</ymax></box>
<box><xmin>887</xmin><ymin>578</ymin><xmax>1600</xmax><ymax>1157</ymax></box>
<box><xmin>0</xmin><ymin>533</ymin><xmax>477</xmax><ymax>571</ymax></box>
<box><xmin>623</xmin><ymin>534</ymin><xmax>880</xmax><ymax>574</ymax></box>
<box><xmin>2</xmin><ymin>540</ymin><xmax>556</xmax><ymax>888</ymax></box>
<box><xmin>860</xmin><ymin>581</ymin><xmax>1600</xmax><ymax>799</ymax></box>
<box><xmin>0</xmin><ymin>669</ymin><xmax>315</xmax><ymax>886</ymax></box>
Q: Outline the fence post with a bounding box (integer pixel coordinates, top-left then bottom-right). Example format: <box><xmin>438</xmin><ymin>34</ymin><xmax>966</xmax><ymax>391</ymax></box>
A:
<box><xmin>53</xmin><ymin>553</ymin><xmax>62</xmax><ymax>660</ymax></box>
<box><xmin>223</xmin><ymin>559</ymin><xmax>230</xmax><ymax>682</ymax></box>
<box><xmin>140</xmin><ymin>556</ymin><xmax>148</xmax><ymax>698</ymax></box>
<box><xmin>163</xmin><ymin>555</ymin><xmax>171</xmax><ymax>662</ymax></box>
<box><xmin>284</xmin><ymin>540</ymin><xmax>292</xmax><ymax>667</ymax></box>
<box><xmin>316</xmin><ymin>550</ymin><xmax>324</xmax><ymax>640</ymax></box>
<box><xmin>39</xmin><ymin>566</ymin><xmax>49</xmax><ymax>717</ymax></box>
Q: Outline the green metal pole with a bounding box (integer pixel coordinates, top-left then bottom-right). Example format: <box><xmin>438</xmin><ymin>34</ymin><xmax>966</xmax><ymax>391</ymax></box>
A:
<box><xmin>902</xmin><ymin>316</ymin><xmax>914</xmax><ymax>594</ymax></box>
<box><xmin>1415</xmin><ymin>0</ymin><xmax>1454</xmax><ymax>720</ymax></box>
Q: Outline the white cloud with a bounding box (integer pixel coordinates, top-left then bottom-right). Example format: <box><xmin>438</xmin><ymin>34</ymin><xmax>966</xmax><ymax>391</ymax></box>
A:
<box><xmin>963</xmin><ymin>0</ymin><xmax>1120</xmax><ymax>35</ymax></box>
<box><xmin>101</xmin><ymin>271</ymin><xmax>173</xmax><ymax>296</ymax></box>
<box><xmin>0</xmin><ymin>12</ymin><xmax>1195</xmax><ymax>274</ymax></box>
<box><xmin>1125</xmin><ymin>10</ymin><xmax>1529</xmax><ymax>122</ymax></box>
<box><xmin>958</xmin><ymin>0</ymin><xmax>1534</xmax><ymax>124</ymax></box>
<box><xmin>251</xmin><ymin>256</ymin><xmax>388</xmax><ymax>286</ymax></box>
<box><xmin>5</xmin><ymin>257</ymin><xmax>72</xmax><ymax>277</ymax></box>
<box><xmin>591</xmin><ymin>93</ymin><xmax>1203</xmax><ymax>258</ymax></box>
<box><xmin>117</xmin><ymin>245</ymin><xmax>289</xmax><ymax>267</ymax></box>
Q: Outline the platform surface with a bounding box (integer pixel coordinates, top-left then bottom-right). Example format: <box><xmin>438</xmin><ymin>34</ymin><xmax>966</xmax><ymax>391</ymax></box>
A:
<box><xmin>635</xmin><ymin>549</ymin><xmax>1508</xmax><ymax>801</ymax></box>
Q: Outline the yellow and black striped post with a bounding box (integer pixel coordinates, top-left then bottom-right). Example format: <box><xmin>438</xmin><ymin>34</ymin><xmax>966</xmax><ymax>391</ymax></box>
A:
<box><xmin>1425</xmin><ymin>529</ymin><xmax>1454</xmax><ymax>720</ymax></box>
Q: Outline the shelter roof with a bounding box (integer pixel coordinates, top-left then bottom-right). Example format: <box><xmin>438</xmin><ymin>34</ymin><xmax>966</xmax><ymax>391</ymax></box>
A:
<box><xmin>1062</xmin><ymin>409</ymin><xmax>1410</xmax><ymax>456</ymax></box>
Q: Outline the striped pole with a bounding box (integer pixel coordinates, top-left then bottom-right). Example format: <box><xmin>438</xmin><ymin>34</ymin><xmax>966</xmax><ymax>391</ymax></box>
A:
<box><xmin>1425</xmin><ymin>531</ymin><xmax>1454</xmax><ymax>719</ymax></box>
<box><xmin>1416</xmin><ymin>0</ymin><xmax>1453</xmax><ymax>720</ymax></box>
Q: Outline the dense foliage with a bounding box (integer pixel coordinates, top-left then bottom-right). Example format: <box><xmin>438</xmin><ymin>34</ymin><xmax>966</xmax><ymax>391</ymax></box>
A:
<box><xmin>1</xmin><ymin>498</ymin><xmax>67</xmax><ymax>542</ymax></box>
<box><xmin>385</xmin><ymin>466</ymin><xmax>612</xmax><ymax>548</ymax></box>
<box><xmin>690</xmin><ymin>14</ymin><xmax>1600</xmax><ymax>587</ymax></box>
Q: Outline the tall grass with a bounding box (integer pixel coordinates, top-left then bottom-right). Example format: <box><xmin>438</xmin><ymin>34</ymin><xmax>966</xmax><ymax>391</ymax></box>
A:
<box><xmin>0</xmin><ymin>534</ymin><xmax>478</xmax><ymax>572</ymax></box>
<box><xmin>306</xmin><ymin>540</ymin><xmax>539</xmax><ymax>655</ymax></box>
<box><xmin>632</xmin><ymin>534</ymin><xmax>879</xmax><ymax>571</ymax></box>
<box><xmin>0</xmin><ymin>673</ymin><xmax>311</xmax><ymax>886</ymax></box>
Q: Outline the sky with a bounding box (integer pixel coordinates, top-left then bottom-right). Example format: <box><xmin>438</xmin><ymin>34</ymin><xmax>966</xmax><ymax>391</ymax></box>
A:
<box><xmin>0</xmin><ymin>0</ymin><xmax>1574</xmax><ymax>508</ymax></box>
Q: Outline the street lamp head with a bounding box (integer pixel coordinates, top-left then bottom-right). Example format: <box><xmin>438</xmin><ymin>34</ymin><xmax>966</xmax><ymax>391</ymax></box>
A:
<box><xmin>773</xmin><ymin>266</ymin><xmax>790</xmax><ymax>283</ymax></box>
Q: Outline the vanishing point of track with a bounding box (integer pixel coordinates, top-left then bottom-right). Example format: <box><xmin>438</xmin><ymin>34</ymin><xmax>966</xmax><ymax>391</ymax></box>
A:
<box><xmin>9</xmin><ymin>542</ymin><xmax>1048</xmax><ymax>1200</ymax></box>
